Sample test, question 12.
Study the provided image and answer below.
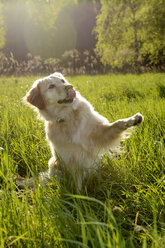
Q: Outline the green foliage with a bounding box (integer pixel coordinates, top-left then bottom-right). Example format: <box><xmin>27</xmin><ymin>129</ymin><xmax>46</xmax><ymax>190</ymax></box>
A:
<box><xmin>0</xmin><ymin>50</ymin><xmax>106</xmax><ymax>76</ymax></box>
<box><xmin>24</xmin><ymin>0</ymin><xmax>77</xmax><ymax>59</ymax></box>
<box><xmin>1</xmin><ymin>0</ymin><xmax>78</xmax><ymax>59</ymax></box>
<box><xmin>95</xmin><ymin>1</ymin><xmax>134</xmax><ymax>68</ymax></box>
<box><xmin>1</xmin><ymin>0</ymin><xmax>164</xmax><ymax>71</ymax></box>
<box><xmin>0</xmin><ymin>2</ymin><xmax>5</xmax><ymax>49</ymax></box>
<box><xmin>95</xmin><ymin>0</ymin><xmax>165</xmax><ymax>69</ymax></box>
<box><xmin>138</xmin><ymin>0</ymin><xmax>165</xmax><ymax>65</ymax></box>
<box><xmin>0</xmin><ymin>73</ymin><xmax>165</xmax><ymax>247</ymax></box>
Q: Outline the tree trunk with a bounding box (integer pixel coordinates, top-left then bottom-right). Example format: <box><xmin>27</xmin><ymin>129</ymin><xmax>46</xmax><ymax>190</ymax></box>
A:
<box><xmin>129</xmin><ymin>0</ymin><xmax>141</xmax><ymax>72</ymax></box>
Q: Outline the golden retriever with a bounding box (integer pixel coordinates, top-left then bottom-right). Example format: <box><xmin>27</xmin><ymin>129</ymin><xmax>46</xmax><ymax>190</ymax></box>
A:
<box><xmin>24</xmin><ymin>72</ymin><xmax>144</xmax><ymax>189</ymax></box>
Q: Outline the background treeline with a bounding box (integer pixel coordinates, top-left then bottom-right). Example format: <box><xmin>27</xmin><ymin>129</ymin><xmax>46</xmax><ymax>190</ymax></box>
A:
<box><xmin>0</xmin><ymin>0</ymin><xmax>165</xmax><ymax>75</ymax></box>
<box><xmin>0</xmin><ymin>50</ymin><xmax>108</xmax><ymax>75</ymax></box>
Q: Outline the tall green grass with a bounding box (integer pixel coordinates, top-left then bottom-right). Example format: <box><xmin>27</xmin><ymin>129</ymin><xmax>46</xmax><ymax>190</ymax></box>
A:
<box><xmin>0</xmin><ymin>73</ymin><xmax>165</xmax><ymax>247</ymax></box>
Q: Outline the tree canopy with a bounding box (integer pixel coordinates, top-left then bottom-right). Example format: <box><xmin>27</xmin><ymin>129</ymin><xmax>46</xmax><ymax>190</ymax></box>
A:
<box><xmin>95</xmin><ymin>0</ymin><xmax>165</xmax><ymax>69</ymax></box>
<box><xmin>24</xmin><ymin>0</ymin><xmax>77</xmax><ymax>59</ymax></box>
<box><xmin>0</xmin><ymin>0</ymin><xmax>164</xmax><ymax>70</ymax></box>
<box><xmin>1</xmin><ymin>0</ymin><xmax>98</xmax><ymax>60</ymax></box>
<box><xmin>0</xmin><ymin>2</ymin><xmax>5</xmax><ymax>49</ymax></box>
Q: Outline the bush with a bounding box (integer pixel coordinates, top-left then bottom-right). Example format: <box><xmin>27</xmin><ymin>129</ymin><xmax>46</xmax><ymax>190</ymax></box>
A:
<box><xmin>0</xmin><ymin>50</ymin><xmax>107</xmax><ymax>76</ymax></box>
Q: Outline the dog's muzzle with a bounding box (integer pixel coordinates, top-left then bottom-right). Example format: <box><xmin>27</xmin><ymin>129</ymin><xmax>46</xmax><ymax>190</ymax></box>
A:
<box><xmin>58</xmin><ymin>85</ymin><xmax>76</xmax><ymax>104</ymax></box>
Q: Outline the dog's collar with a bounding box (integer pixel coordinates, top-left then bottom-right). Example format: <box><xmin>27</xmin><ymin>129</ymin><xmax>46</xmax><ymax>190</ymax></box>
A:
<box><xmin>55</xmin><ymin>117</ymin><xmax>65</xmax><ymax>123</ymax></box>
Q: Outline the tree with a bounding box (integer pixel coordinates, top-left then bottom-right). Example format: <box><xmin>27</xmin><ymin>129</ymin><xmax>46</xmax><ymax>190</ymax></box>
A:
<box><xmin>95</xmin><ymin>0</ymin><xmax>165</xmax><ymax>69</ymax></box>
<box><xmin>3</xmin><ymin>0</ymin><xmax>28</xmax><ymax>60</ymax></box>
<box><xmin>24</xmin><ymin>0</ymin><xmax>77</xmax><ymax>59</ymax></box>
<box><xmin>138</xmin><ymin>0</ymin><xmax>165</xmax><ymax>65</ymax></box>
<box><xmin>1</xmin><ymin>0</ymin><xmax>100</xmax><ymax>60</ymax></box>
<box><xmin>2</xmin><ymin>0</ymin><xmax>77</xmax><ymax>59</ymax></box>
<box><xmin>0</xmin><ymin>2</ymin><xmax>5</xmax><ymax>49</ymax></box>
<box><xmin>73</xmin><ymin>2</ymin><xmax>99</xmax><ymax>52</ymax></box>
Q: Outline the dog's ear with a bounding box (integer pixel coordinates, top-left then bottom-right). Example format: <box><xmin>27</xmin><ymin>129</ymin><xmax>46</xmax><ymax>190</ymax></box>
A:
<box><xmin>25</xmin><ymin>84</ymin><xmax>45</xmax><ymax>110</ymax></box>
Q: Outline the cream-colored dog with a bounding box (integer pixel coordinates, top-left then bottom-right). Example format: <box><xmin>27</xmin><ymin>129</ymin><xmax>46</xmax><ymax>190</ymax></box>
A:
<box><xmin>24</xmin><ymin>72</ymin><xmax>144</xmax><ymax>189</ymax></box>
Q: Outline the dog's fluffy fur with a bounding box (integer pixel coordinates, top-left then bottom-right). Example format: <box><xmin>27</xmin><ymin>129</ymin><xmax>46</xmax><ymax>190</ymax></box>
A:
<box><xmin>24</xmin><ymin>72</ymin><xmax>144</xmax><ymax>189</ymax></box>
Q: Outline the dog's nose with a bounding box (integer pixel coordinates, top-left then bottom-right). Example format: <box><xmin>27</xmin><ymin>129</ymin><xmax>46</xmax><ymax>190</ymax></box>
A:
<box><xmin>65</xmin><ymin>85</ymin><xmax>73</xmax><ymax>90</ymax></box>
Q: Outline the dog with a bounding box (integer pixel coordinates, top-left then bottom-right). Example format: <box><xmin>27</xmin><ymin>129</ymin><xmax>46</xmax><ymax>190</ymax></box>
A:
<box><xmin>24</xmin><ymin>72</ymin><xmax>144</xmax><ymax>189</ymax></box>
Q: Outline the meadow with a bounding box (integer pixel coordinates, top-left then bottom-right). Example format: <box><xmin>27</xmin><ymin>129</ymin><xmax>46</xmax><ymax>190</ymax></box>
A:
<box><xmin>0</xmin><ymin>73</ymin><xmax>165</xmax><ymax>248</ymax></box>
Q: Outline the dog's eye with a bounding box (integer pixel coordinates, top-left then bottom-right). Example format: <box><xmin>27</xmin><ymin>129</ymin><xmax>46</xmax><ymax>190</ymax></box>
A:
<box><xmin>48</xmin><ymin>84</ymin><xmax>56</xmax><ymax>89</ymax></box>
<box><xmin>61</xmin><ymin>79</ymin><xmax>65</xmax><ymax>83</ymax></box>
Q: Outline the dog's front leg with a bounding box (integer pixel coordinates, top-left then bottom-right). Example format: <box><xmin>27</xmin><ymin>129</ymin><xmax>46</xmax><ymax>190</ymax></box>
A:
<box><xmin>92</xmin><ymin>113</ymin><xmax>144</xmax><ymax>147</ymax></box>
<box><xmin>111</xmin><ymin>112</ymin><xmax>144</xmax><ymax>130</ymax></box>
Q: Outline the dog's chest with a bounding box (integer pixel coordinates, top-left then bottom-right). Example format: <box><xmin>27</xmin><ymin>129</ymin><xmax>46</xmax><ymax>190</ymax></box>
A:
<box><xmin>46</xmin><ymin>120</ymin><xmax>83</xmax><ymax>145</ymax></box>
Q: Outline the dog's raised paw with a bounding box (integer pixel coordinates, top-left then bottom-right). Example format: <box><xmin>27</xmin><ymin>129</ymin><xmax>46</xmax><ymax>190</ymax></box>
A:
<box><xmin>133</xmin><ymin>113</ymin><xmax>144</xmax><ymax>126</ymax></box>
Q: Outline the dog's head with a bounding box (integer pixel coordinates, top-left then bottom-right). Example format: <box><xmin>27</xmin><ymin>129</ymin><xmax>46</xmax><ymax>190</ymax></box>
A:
<box><xmin>24</xmin><ymin>73</ymin><xmax>76</xmax><ymax>110</ymax></box>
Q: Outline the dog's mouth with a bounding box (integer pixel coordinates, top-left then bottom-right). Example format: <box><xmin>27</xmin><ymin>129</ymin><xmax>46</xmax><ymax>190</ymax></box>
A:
<box><xmin>58</xmin><ymin>88</ymin><xmax>76</xmax><ymax>104</ymax></box>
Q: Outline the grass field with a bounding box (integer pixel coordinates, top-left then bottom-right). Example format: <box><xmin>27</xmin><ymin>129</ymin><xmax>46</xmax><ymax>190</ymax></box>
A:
<box><xmin>0</xmin><ymin>73</ymin><xmax>165</xmax><ymax>247</ymax></box>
